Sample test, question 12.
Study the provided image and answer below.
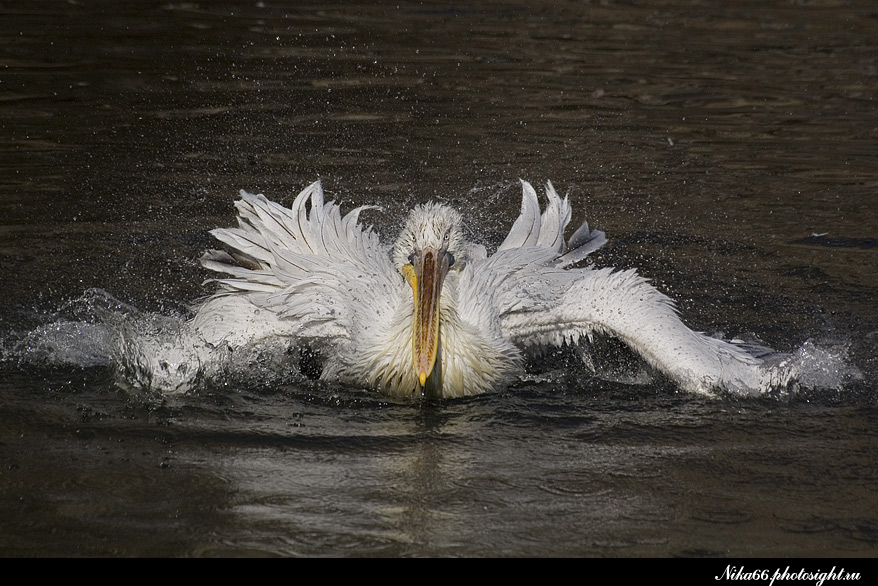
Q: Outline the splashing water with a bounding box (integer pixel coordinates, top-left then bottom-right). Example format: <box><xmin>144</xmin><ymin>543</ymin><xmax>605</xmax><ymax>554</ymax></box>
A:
<box><xmin>3</xmin><ymin>289</ymin><xmax>303</xmax><ymax>393</ymax></box>
<box><xmin>2</xmin><ymin>288</ymin><xmax>862</xmax><ymax>398</ymax></box>
<box><xmin>762</xmin><ymin>339</ymin><xmax>863</xmax><ymax>396</ymax></box>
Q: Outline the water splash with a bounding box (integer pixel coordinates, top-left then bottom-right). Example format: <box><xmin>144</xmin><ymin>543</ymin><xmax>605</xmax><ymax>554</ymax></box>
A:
<box><xmin>759</xmin><ymin>339</ymin><xmax>863</xmax><ymax>396</ymax></box>
<box><xmin>1</xmin><ymin>289</ymin><xmax>864</xmax><ymax>398</ymax></box>
<box><xmin>3</xmin><ymin>289</ymin><xmax>301</xmax><ymax>393</ymax></box>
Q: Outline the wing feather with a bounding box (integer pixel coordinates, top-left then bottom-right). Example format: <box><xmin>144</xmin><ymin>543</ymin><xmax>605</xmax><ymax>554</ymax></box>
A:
<box><xmin>498</xmin><ymin>180</ymin><xmax>542</xmax><ymax>250</ymax></box>
<box><xmin>194</xmin><ymin>181</ymin><xmax>402</xmax><ymax>349</ymax></box>
<box><xmin>535</xmin><ymin>180</ymin><xmax>570</xmax><ymax>252</ymax></box>
<box><xmin>497</xmin><ymin>180</ymin><xmax>606</xmax><ymax>264</ymax></box>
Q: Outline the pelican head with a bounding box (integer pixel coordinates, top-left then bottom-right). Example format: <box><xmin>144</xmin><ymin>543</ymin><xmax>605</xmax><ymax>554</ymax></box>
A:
<box><xmin>391</xmin><ymin>203</ymin><xmax>467</xmax><ymax>388</ymax></box>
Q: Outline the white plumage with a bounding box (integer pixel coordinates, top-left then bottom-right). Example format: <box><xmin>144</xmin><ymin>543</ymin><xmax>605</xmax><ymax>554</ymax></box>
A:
<box><xmin>191</xmin><ymin>179</ymin><xmax>779</xmax><ymax>398</ymax></box>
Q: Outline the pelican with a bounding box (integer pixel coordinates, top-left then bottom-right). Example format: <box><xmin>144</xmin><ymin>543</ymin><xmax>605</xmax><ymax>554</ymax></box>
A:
<box><xmin>190</xmin><ymin>180</ymin><xmax>780</xmax><ymax>398</ymax></box>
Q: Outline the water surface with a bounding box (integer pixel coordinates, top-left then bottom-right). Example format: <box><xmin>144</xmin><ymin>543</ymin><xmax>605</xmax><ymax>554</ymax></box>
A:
<box><xmin>1</xmin><ymin>1</ymin><xmax>877</xmax><ymax>556</ymax></box>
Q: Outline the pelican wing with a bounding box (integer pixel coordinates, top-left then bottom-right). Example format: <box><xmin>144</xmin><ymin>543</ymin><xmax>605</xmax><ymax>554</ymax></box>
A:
<box><xmin>462</xmin><ymin>181</ymin><xmax>769</xmax><ymax>396</ymax></box>
<box><xmin>498</xmin><ymin>180</ymin><xmax>542</xmax><ymax>250</ymax></box>
<box><xmin>194</xmin><ymin>181</ymin><xmax>401</xmax><ymax>350</ymax></box>
<box><xmin>499</xmin><ymin>266</ymin><xmax>768</xmax><ymax>395</ymax></box>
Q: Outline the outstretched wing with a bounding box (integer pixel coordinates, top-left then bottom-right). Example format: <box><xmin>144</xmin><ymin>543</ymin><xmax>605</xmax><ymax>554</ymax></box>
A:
<box><xmin>502</xmin><ymin>267</ymin><xmax>773</xmax><ymax>395</ymax></box>
<box><xmin>194</xmin><ymin>181</ymin><xmax>402</xmax><ymax>350</ymax></box>
<box><xmin>463</xmin><ymin>180</ymin><xmax>773</xmax><ymax>396</ymax></box>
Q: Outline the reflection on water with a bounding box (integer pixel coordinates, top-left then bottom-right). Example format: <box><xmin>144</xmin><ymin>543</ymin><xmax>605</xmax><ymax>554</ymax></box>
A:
<box><xmin>1</xmin><ymin>1</ymin><xmax>877</xmax><ymax>556</ymax></box>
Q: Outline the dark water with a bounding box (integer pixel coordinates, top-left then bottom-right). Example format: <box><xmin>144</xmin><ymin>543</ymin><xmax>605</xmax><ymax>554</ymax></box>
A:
<box><xmin>1</xmin><ymin>1</ymin><xmax>877</xmax><ymax>557</ymax></box>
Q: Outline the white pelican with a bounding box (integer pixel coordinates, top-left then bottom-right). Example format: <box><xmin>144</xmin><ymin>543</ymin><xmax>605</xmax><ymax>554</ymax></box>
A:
<box><xmin>191</xmin><ymin>180</ymin><xmax>780</xmax><ymax>398</ymax></box>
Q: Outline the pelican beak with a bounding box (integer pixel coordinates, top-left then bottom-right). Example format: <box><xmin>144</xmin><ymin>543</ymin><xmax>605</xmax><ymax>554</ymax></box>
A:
<box><xmin>402</xmin><ymin>247</ymin><xmax>451</xmax><ymax>387</ymax></box>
